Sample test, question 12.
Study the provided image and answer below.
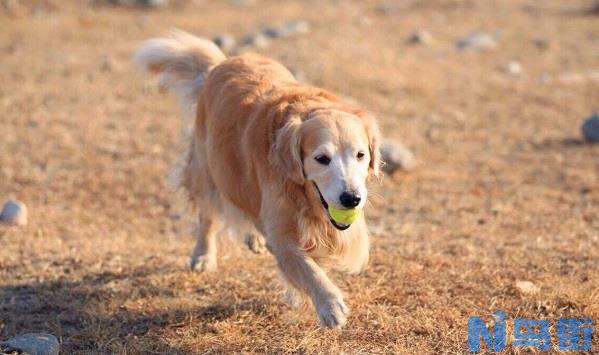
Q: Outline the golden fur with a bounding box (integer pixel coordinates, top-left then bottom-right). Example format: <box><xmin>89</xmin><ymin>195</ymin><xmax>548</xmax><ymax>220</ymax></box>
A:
<box><xmin>134</xmin><ymin>30</ymin><xmax>381</xmax><ymax>328</ymax></box>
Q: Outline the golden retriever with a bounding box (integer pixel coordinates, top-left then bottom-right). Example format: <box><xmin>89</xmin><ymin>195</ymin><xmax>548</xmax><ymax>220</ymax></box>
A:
<box><xmin>134</xmin><ymin>30</ymin><xmax>381</xmax><ymax>328</ymax></box>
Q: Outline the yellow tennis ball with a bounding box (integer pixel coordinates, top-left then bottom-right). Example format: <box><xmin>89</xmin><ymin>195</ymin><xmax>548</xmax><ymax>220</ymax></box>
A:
<box><xmin>328</xmin><ymin>206</ymin><xmax>361</xmax><ymax>225</ymax></box>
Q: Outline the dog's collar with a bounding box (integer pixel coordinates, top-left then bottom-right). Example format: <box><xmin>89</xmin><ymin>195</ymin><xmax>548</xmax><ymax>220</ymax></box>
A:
<box><xmin>312</xmin><ymin>182</ymin><xmax>351</xmax><ymax>231</ymax></box>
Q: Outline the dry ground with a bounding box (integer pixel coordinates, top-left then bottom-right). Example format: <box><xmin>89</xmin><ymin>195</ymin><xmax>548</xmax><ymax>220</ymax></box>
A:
<box><xmin>1</xmin><ymin>0</ymin><xmax>598</xmax><ymax>354</ymax></box>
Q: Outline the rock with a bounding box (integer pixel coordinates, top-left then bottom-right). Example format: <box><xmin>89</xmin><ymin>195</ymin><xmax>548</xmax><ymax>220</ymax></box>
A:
<box><xmin>505</xmin><ymin>60</ymin><xmax>522</xmax><ymax>76</ymax></box>
<box><xmin>380</xmin><ymin>140</ymin><xmax>416</xmax><ymax>173</ymax></box>
<box><xmin>212</xmin><ymin>34</ymin><xmax>236</xmax><ymax>52</ymax></box>
<box><xmin>0</xmin><ymin>199</ymin><xmax>28</xmax><ymax>226</ymax></box>
<box><xmin>0</xmin><ymin>333</ymin><xmax>59</xmax><ymax>355</ymax></box>
<box><xmin>581</xmin><ymin>112</ymin><xmax>599</xmax><ymax>143</ymax></box>
<box><xmin>457</xmin><ymin>32</ymin><xmax>497</xmax><ymax>50</ymax></box>
<box><xmin>515</xmin><ymin>281</ymin><xmax>539</xmax><ymax>295</ymax></box>
<box><xmin>240</xmin><ymin>32</ymin><xmax>269</xmax><ymax>49</ymax></box>
<box><xmin>408</xmin><ymin>29</ymin><xmax>432</xmax><ymax>45</ymax></box>
<box><xmin>263</xmin><ymin>20</ymin><xmax>310</xmax><ymax>38</ymax></box>
<box><xmin>261</xmin><ymin>26</ymin><xmax>280</xmax><ymax>38</ymax></box>
<box><xmin>139</xmin><ymin>0</ymin><xmax>169</xmax><ymax>6</ymax></box>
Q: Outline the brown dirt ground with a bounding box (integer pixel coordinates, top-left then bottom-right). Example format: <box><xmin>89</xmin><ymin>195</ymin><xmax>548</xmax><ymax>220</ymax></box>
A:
<box><xmin>1</xmin><ymin>0</ymin><xmax>598</xmax><ymax>354</ymax></box>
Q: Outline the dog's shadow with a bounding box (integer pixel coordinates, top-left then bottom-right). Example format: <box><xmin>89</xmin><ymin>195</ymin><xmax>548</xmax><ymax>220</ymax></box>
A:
<box><xmin>0</xmin><ymin>264</ymin><xmax>273</xmax><ymax>354</ymax></box>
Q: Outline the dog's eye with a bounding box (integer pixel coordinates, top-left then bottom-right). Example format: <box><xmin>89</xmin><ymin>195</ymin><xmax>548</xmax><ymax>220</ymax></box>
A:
<box><xmin>315</xmin><ymin>155</ymin><xmax>331</xmax><ymax>165</ymax></box>
<box><xmin>356</xmin><ymin>151</ymin><xmax>366</xmax><ymax>160</ymax></box>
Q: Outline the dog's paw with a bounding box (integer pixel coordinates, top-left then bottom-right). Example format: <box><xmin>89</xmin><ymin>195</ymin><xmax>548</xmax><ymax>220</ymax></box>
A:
<box><xmin>244</xmin><ymin>233</ymin><xmax>267</xmax><ymax>254</ymax></box>
<box><xmin>315</xmin><ymin>297</ymin><xmax>349</xmax><ymax>328</ymax></box>
<box><xmin>190</xmin><ymin>255</ymin><xmax>217</xmax><ymax>272</ymax></box>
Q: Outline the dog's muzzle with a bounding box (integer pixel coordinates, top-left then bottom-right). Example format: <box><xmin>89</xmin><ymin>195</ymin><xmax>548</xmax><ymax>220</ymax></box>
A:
<box><xmin>313</xmin><ymin>182</ymin><xmax>351</xmax><ymax>231</ymax></box>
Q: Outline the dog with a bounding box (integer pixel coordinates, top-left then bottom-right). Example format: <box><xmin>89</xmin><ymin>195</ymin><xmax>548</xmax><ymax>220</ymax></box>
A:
<box><xmin>134</xmin><ymin>30</ymin><xmax>381</xmax><ymax>328</ymax></box>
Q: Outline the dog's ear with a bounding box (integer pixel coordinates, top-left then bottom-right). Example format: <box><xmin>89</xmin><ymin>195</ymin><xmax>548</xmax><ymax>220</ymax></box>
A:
<box><xmin>271</xmin><ymin>115</ymin><xmax>305</xmax><ymax>185</ymax></box>
<box><xmin>363</xmin><ymin>114</ymin><xmax>382</xmax><ymax>178</ymax></box>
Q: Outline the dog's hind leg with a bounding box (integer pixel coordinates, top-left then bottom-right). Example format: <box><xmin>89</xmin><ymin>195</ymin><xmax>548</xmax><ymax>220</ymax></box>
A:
<box><xmin>190</xmin><ymin>213</ymin><xmax>218</xmax><ymax>272</ymax></box>
<box><xmin>244</xmin><ymin>233</ymin><xmax>267</xmax><ymax>254</ymax></box>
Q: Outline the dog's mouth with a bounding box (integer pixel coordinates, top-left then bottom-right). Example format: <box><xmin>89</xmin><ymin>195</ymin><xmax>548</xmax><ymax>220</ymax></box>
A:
<box><xmin>313</xmin><ymin>183</ymin><xmax>351</xmax><ymax>231</ymax></box>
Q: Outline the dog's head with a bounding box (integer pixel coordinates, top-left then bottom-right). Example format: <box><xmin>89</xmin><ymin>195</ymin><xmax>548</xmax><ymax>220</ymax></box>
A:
<box><xmin>272</xmin><ymin>108</ymin><xmax>380</xmax><ymax>229</ymax></box>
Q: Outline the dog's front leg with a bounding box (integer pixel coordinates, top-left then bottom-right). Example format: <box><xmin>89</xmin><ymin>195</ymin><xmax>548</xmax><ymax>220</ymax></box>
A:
<box><xmin>268</xmin><ymin>240</ymin><xmax>349</xmax><ymax>328</ymax></box>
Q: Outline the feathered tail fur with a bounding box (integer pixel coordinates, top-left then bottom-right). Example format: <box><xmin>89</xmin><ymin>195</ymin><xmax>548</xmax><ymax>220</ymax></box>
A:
<box><xmin>133</xmin><ymin>29</ymin><xmax>226</xmax><ymax>115</ymax></box>
<box><xmin>134</xmin><ymin>30</ymin><xmax>226</xmax><ymax>194</ymax></box>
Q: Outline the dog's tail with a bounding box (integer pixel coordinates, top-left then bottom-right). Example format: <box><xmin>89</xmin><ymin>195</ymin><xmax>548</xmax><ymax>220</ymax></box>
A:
<box><xmin>133</xmin><ymin>29</ymin><xmax>226</xmax><ymax>114</ymax></box>
<box><xmin>134</xmin><ymin>30</ymin><xmax>225</xmax><ymax>193</ymax></box>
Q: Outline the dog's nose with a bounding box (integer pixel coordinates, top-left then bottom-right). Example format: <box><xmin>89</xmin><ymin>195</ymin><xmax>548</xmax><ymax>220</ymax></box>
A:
<box><xmin>339</xmin><ymin>191</ymin><xmax>361</xmax><ymax>208</ymax></box>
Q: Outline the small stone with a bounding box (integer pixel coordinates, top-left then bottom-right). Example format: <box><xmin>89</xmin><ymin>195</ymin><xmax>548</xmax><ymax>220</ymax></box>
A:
<box><xmin>212</xmin><ymin>34</ymin><xmax>236</xmax><ymax>52</ymax></box>
<box><xmin>0</xmin><ymin>199</ymin><xmax>28</xmax><ymax>226</ymax></box>
<box><xmin>380</xmin><ymin>140</ymin><xmax>416</xmax><ymax>173</ymax></box>
<box><xmin>280</xmin><ymin>20</ymin><xmax>310</xmax><ymax>35</ymax></box>
<box><xmin>263</xmin><ymin>20</ymin><xmax>310</xmax><ymax>38</ymax></box>
<box><xmin>515</xmin><ymin>281</ymin><xmax>539</xmax><ymax>295</ymax></box>
<box><xmin>408</xmin><ymin>29</ymin><xmax>432</xmax><ymax>45</ymax></box>
<box><xmin>505</xmin><ymin>60</ymin><xmax>522</xmax><ymax>76</ymax></box>
<box><xmin>140</xmin><ymin>0</ymin><xmax>169</xmax><ymax>6</ymax></box>
<box><xmin>241</xmin><ymin>32</ymin><xmax>269</xmax><ymax>49</ymax></box>
<box><xmin>262</xmin><ymin>26</ymin><xmax>279</xmax><ymax>38</ymax></box>
<box><xmin>581</xmin><ymin>112</ymin><xmax>599</xmax><ymax>143</ymax></box>
<box><xmin>0</xmin><ymin>333</ymin><xmax>59</xmax><ymax>355</ymax></box>
<box><xmin>457</xmin><ymin>32</ymin><xmax>497</xmax><ymax>50</ymax></box>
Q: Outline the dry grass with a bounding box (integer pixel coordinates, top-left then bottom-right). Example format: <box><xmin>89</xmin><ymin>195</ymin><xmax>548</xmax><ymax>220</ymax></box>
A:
<box><xmin>1</xmin><ymin>0</ymin><xmax>598</xmax><ymax>354</ymax></box>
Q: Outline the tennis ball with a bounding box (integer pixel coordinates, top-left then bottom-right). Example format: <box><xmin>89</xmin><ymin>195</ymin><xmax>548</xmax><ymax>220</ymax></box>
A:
<box><xmin>328</xmin><ymin>206</ymin><xmax>361</xmax><ymax>225</ymax></box>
